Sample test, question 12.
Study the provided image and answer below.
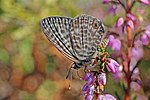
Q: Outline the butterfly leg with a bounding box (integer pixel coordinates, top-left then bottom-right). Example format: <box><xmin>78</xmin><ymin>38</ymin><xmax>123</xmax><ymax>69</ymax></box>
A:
<box><xmin>66</xmin><ymin>64</ymin><xmax>73</xmax><ymax>79</ymax></box>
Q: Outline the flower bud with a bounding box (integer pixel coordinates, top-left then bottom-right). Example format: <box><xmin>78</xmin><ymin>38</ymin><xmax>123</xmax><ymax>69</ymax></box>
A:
<box><xmin>106</xmin><ymin>58</ymin><xmax>119</xmax><ymax>73</ymax></box>
<box><xmin>127</xmin><ymin>20</ymin><xmax>134</xmax><ymax>29</ymax></box>
<box><xmin>116</xmin><ymin>17</ymin><xmax>124</xmax><ymax>27</ymax></box>
<box><xmin>85</xmin><ymin>94</ymin><xmax>93</xmax><ymax>100</ymax></box>
<box><xmin>98</xmin><ymin>73</ymin><xmax>106</xmax><ymax>85</ymax></box>
<box><xmin>139</xmin><ymin>0</ymin><xmax>150</xmax><ymax>5</ymax></box>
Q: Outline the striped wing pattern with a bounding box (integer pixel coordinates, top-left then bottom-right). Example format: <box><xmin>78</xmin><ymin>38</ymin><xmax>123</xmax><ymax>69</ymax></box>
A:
<box><xmin>41</xmin><ymin>17</ymin><xmax>78</xmax><ymax>62</ymax></box>
<box><xmin>41</xmin><ymin>14</ymin><xmax>105</xmax><ymax>68</ymax></box>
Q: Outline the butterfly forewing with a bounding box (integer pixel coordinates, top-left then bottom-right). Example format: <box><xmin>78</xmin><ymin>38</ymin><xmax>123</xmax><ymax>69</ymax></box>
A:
<box><xmin>41</xmin><ymin>17</ymin><xmax>79</xmax><ymax>62</ymax></box>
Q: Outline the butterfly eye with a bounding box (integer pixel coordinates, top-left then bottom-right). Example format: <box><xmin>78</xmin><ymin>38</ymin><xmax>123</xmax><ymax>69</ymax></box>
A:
<box><xmin>92</xmin><ymin>20</ymin><xmax>99</xmax><ymax>29</ymax></box>
<box><xmin>98</xmin><ymin>24</ymin><xmax>105</xmax><ymax>34</ymax></box>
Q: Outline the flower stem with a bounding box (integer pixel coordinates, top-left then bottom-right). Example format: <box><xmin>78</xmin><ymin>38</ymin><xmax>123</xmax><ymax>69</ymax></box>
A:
<box><xmin>125</xmin><ymin>0</ymin><xmax>132</xmax><ymax>100</ymax></box>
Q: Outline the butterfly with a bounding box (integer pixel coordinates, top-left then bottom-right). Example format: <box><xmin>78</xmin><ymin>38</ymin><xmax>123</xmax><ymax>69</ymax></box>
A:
<box><xmin>40</xmin><ymin>14</ymin><xmax>106</xmax><ymax>69</ymax></box>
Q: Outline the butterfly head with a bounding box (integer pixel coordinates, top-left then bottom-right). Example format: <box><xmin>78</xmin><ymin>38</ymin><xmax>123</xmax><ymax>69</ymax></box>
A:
<box><xmin>71</xmin><ymin>59</ymin><xmax>91</xmax><ymax>69</ymax></box>
<box><xmin>72</xmin><ymin>62</ymin><xmax>83</xmax><ymax>69</ymax></box>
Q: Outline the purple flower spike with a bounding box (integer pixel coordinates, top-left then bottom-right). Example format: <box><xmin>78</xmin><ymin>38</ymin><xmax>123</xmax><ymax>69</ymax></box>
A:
<box><xmin>127</xmin><ymin>20</ymin><xmax>134</xmax><ymax>29</ymax></box>
<box><xmin>140</xmin><ymin>0</ymin><xmax>150</xmax><ymax>5</ymax></box>
<box><xmin>97</xmin><ymin>94</ymin><xmax>116</xmax><ymax>100</ymax></box>
<box><xmin>85</xmin><ymin>94</ymin><xmax>93</xmax><ymax>100</ymax></box>
<box><xmin>98</xmin><ymin>73</ymin><xmax>106</xmax><ymax>85</ymax></box>
<box><xmin>116</xmin><ymin>17</ymin><xmax>124</xmax><ymax>27</ymax></box>
<box><xmin>106</xmin><ymin>58</ymin><xmax>119</xmax><ymax>73</ymax></box>
<box><xmin>140</xmin><ymin>34</ymin><xmax>149</xmax><ymax>45</ymax></box>
<box><xmin>127</xmin><ymin>13</ymin><xmax>136</xmax><ymax>21</ymax></box>
<box><xmin>102</xmin><ymin>0</ymin><xmax>111</xmax><ymax>4</ymax></box>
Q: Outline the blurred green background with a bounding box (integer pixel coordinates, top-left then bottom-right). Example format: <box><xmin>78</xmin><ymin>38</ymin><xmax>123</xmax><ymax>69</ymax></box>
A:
<box><xmin>0</xmin><ymin>0</ymin><xmax>150</xmax><ymax>100</ymax></box>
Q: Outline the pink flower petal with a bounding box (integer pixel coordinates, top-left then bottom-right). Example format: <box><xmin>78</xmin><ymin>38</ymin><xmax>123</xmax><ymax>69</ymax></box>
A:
<box><xmin>108</xmin><ymin>35</ymin><xmax>115</xmax><ymax>47</ymax></box>
<box><xmin>97</xmin><ymin>94</ymin><xmax>116</xmax><ymax>100</ymax></box>
<box><xmin>134</xmin><ymin>39</ymin><xmax>143</xmax><ymax>47</ymax></box>
<box><xmin>145</xmin><ymin>30</ymin><xmax>150</xmax><ymax>38</ymax></box>
<box><xmin>116</xmin><ymin>17</ymin><xmax>124</xmax><ymax>27</ymax></box>
<box><xmin>102</xmin><ymin>0</ymin><xmax>111</xmax><ymax>4</ymax></box>
<box><xmin>105</xmin><ymin>94</ymin><xmax>116</xmax><ymax>100</ymax></box>
<box><xmin>127</xmin><ymin>20</ymin><xmax>134</xmax><ymax>29</ymax></box>
<box><xmin>111</xmin><ymin>39</ymin><xmax>121</xmax><ymax>51</ymax></box>
<box><xmin>85</xmin><ymin>94</ymin><xmax>93</xmax><ymax>100</ymax></box>
<box><xmin>106</xmin><ymin>58</ymin><xmax>119</xmax><ymax>73</ymax></box>
<box><xmin>127</xmin><ymin>13</ymin><xmax>136</xmax><ymax>21</ymax></box>
<box><xmin>131</xmin><ymin>47</ymin><xmax>144</xmax><ymax>60</ymax></box>
<box><xmin>98</xmin><ymin>73</ymin><xmax>106</xmax><ymax>85</ymax></box>
<box><xmin>140</xmin><ymin>0</ymin><xmax>150</xmax><ymax>5</ymax></box>
<box><xmin>140</xmin><ymin>34</ymin><xmax>149</xmax><ymax>45</ymax></box>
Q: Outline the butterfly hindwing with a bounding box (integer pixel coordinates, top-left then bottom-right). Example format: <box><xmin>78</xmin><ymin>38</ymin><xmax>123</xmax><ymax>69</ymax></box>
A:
<box><xmin>70</xmin><ymin>15</ymin><xmax>105</xmax><ymax>61</ymax></box>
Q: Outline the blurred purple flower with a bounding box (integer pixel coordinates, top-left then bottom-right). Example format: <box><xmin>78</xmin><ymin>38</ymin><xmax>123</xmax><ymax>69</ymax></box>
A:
<box><xmin>85</xmin><ymin>94</ymin><xmax>93</xmax><ymax>100</ymax></box>
<box><xmin>106</xmin><ymin>58</ymin><xmax>119</xmax><ymax>73</ymax></box>
<box><xmin>127</xmin><ymin>13</ymin><xmax>136</xmax><ymax>21</ymax></box>
<box><xmin>127</xmin><ymin>20</ymin><xmax>134</xmax><ymax>29</ymax></box>
<box><xmin>140</xmin><ymin>34</ymin><xmax>149</xmax><ymax>45</ymax></box>
<box><xmin>108</xmin><ymin>35</ymin><xmax>121</xmax><ymax>51</ymax></box>
<box><xmin>130</xmin><ymin>81</ymin><xmax>141</xmax><ymax>92</ymax></box>
<box><xmin>98</xmin><ymin>73</ymin><xmax>106</xmax><ymax>85</ymax></box>
<box><xmin>145</xmin><ymin>30</ymin><xmax>150</xmax><ymax>38</ymax></box>
<box><xmin>109</xmin><ymin>5</ymin><xmax>117</xmax><ymax>15</ymax></box>
<box><xmin>139</xmin><ymin>0</ymin><xmax>150</xmax><ymax>5</ymax></box>
<box><xmin>145</xmin><ymin>25</ymin><xmax>150</xmax><ymax>38</ymax></box>
<box><xmin>97</xmin><ymin>94</ymin><xmax>116</xmax><ymax>100</ymax></box>
<box><xmin>113</xmin><ymin>65</ymin><xmax>122</xmax><ymax>80</ymax></box>
<box><xmin>131</xmin><ymin>47</ymin><xmax>144</xmax><ymax>61</ymax></box>
<box><xmin>130</xmin><ymin>58</ymin><xmax>138</xmax><ymax>71</ymax></box>
<box><xmin>116</xmin><ymin>17</ymin><xmax>124</xmax><ymax>27</ymax></box>
<box><xmin>102</xmin><ymin>0</ymin><xmax>111</xmax><ymax>4</ymax></box>
<box><xmin>134</xmin><ymin>39</ymin><xmax>143</xmax><ymax>47</ymax></box>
